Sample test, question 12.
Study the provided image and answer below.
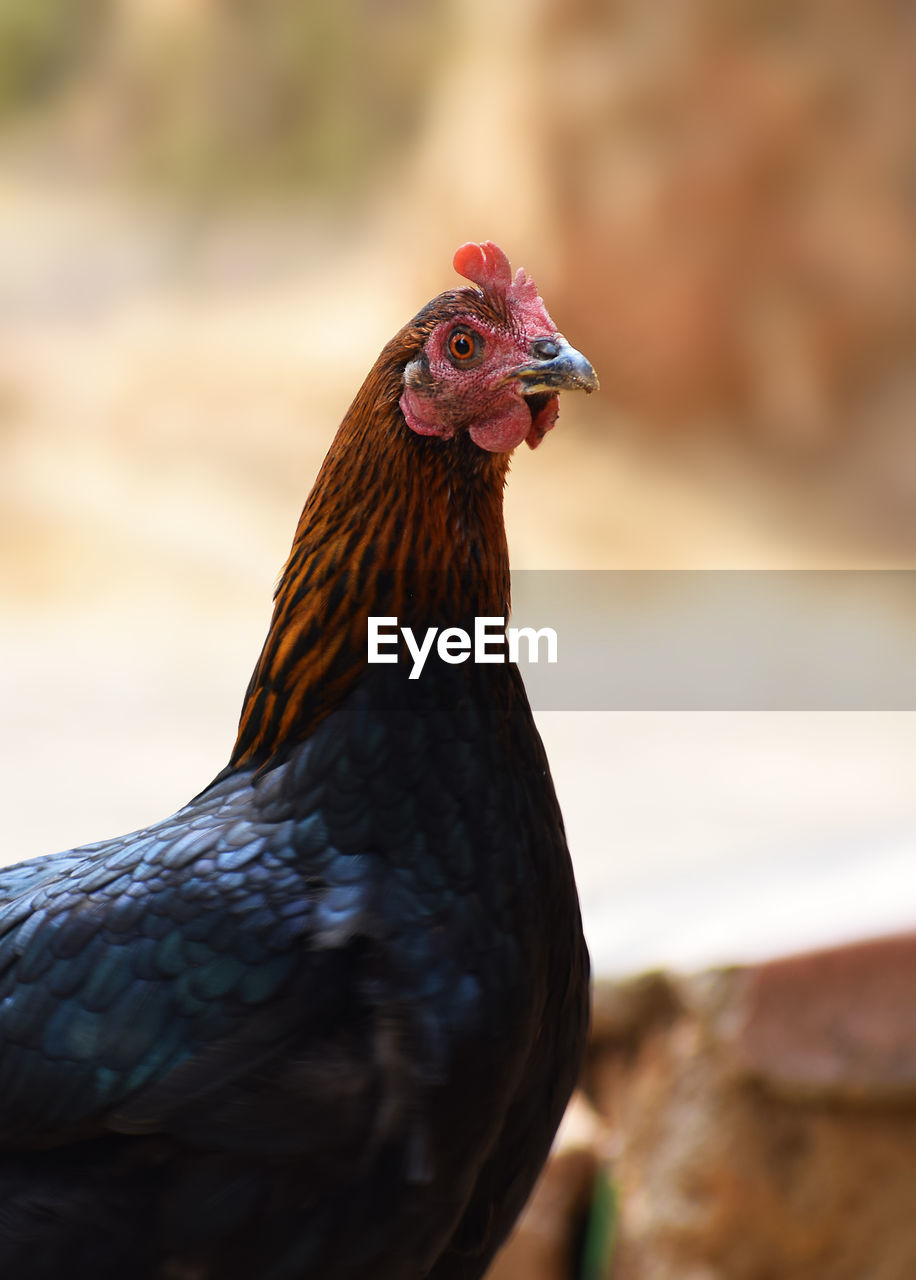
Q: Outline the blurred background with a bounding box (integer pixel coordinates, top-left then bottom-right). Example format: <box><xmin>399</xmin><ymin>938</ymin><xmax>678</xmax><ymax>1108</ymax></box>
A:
<box><xmin>0</xmin><ymin>2</ymin><xmax>915</xmax><ymax>1273</ymax></box>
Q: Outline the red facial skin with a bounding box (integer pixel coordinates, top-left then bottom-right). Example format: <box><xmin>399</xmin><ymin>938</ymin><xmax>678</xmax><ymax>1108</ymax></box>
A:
<box><xmin>399</xmin><ymin>242</ymin><xmax>563</xmax><ymax>454</ymax></box>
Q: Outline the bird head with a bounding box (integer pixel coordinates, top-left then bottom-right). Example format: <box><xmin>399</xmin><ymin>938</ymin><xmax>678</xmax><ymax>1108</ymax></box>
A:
<box><xmin>399</xmin><ymin>241</ymin><xmax>598</xmax><ymax>454</ymax></box>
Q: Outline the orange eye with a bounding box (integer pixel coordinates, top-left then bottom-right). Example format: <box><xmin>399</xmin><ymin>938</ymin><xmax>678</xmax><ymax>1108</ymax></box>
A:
<box><xmin>447</xmin><ymin>328</ymin><xmax>479</xmax><ymax>363</ymax></box>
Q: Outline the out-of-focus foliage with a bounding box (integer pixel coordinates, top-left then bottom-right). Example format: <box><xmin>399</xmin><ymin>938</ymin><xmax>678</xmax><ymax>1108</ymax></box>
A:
<box><xmin>115</xmin><ymin>1</ymin><xmax>448</xmax><ymax>197</ymax></box>
<box><xmin>0</xmin><ymin>0</ymin><xmax>448</xmax><ymax>200</ymax></box>
<box><xmin>0</xmin><ymin>0</ymin><xmax>108</xmax><ymax>116</ymax></box>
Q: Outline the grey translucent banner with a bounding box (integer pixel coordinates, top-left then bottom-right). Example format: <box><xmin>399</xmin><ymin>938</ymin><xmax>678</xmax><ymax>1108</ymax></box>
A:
<box><xmin>509</xmin><ymin>571</ymin><xmax>916</xmax><ymax>710</ymax></box>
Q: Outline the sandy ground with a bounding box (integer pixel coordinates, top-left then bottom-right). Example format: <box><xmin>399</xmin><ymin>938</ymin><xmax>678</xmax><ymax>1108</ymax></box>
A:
<box><xmin>2</xmin><ymin>188</ymin><xmax>914</xmax><ymax>976</ymax></box>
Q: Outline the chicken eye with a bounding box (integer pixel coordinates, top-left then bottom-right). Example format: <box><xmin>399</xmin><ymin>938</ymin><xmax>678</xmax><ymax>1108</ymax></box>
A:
<box><xmin>446</xmin><ymin>328</ymin><xmax>481</xmax><ymax>365</ymax></box>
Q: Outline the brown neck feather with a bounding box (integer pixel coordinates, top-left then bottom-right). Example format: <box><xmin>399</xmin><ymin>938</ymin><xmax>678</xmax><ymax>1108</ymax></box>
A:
<box><xmin>231</xmin><ymin>316</ymin><xmax>511</xmax><ymax>769</ymax></box>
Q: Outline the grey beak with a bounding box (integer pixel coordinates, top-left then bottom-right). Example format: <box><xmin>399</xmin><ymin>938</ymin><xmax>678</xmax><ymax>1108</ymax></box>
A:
<box><xmin>512</xmin><ymin>337</ymin><xmax>600</xmax><ymax>395</ymax></box>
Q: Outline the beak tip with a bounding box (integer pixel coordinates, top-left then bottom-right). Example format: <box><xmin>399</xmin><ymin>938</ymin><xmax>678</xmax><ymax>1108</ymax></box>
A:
<box><xmin>571</xmin><ymin>363</ymin><xmax>600</xmax><ymax>396</ymax></box>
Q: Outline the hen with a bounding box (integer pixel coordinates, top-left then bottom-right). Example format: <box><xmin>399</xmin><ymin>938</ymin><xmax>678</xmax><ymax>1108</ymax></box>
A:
<box><xmin>0</xmin><ymin>241</ymin><xmax>595</xmax><ymax>1279</ymax></box>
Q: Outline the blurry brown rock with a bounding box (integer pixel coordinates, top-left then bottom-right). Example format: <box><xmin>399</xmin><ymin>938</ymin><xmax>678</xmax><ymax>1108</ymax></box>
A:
<box><xmin>730</xmin><ymin>933</ymin><xmax>916</xmax><ymax>1101</ymax></box>
<box><xmin>588</xmin><ymin>932</ymin><xmax>916</xmax><ymax>1280</ymax></box>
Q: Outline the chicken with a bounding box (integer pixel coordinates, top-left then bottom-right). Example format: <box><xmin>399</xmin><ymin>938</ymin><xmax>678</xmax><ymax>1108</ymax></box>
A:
<box><xmin>0</xmin><ymin>241</ymin><xmax>595</xmax><ymax>1279</ymax></box>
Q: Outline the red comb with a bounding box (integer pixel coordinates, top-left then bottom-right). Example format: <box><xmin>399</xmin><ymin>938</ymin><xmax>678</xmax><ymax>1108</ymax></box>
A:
<box><xmin>453</xmin><ymin>241</ymin><xmax>513</xmax><ymax>293</ymax></box>
<box><xmin>453</xmin><ymin>240</ymin><xmax>555</xmax><ymax>334</ymax></box>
